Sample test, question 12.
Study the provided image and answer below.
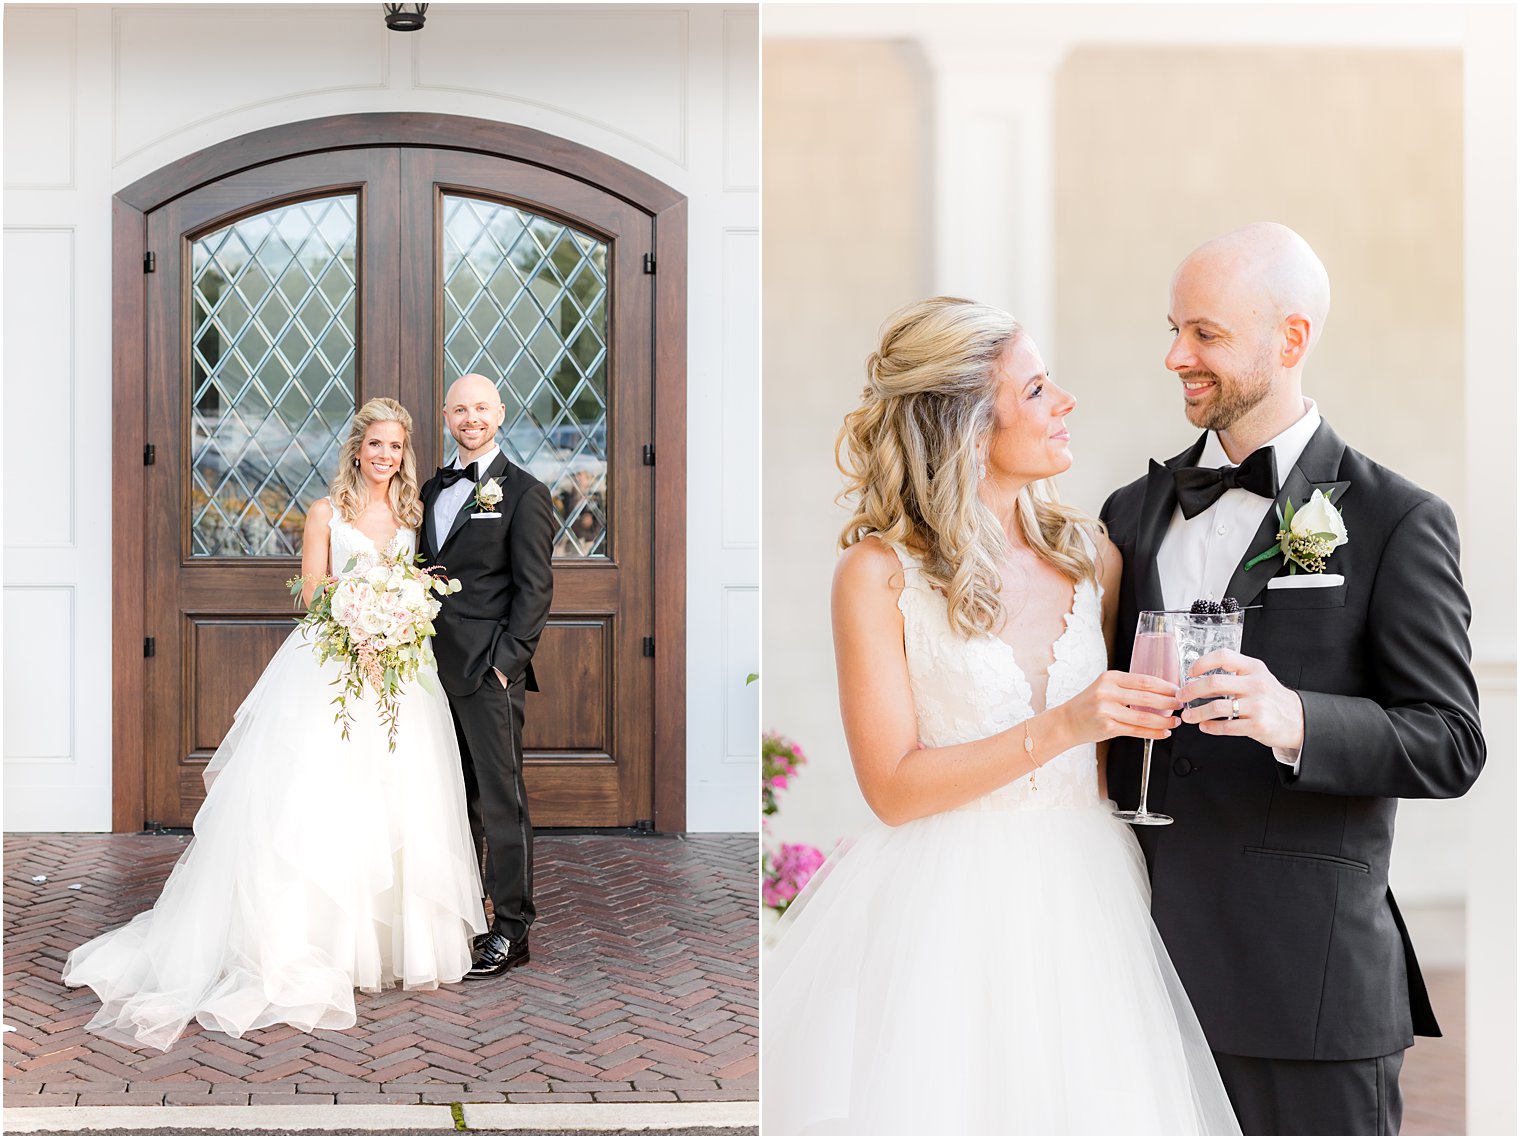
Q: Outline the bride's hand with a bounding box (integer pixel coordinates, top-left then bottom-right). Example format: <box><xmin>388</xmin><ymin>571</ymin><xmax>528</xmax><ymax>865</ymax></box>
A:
<box><xmin>1056</xmin><ymin>671</ymin><xmax>1181</xmax><ymax>745</ymax></box>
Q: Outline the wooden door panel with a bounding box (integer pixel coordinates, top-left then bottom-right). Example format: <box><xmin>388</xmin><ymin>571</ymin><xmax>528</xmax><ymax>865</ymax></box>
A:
<box><xmin>523</xmin><ymin>765</ymin><xmax>620</xmax><ymax>827</ymax></box>
<box><xmin>188</xmin><ymin>617</ymin><xmax>296</xmax><ymax>752</ymax></box>
<box><xmin>522</xmin><ymin>618</ymin><xmax>611</xmax><ymax>753</ymax></box>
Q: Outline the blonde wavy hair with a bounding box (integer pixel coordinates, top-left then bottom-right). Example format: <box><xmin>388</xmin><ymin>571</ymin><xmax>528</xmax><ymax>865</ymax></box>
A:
<box><xmin>838</xmin><ymin>296</ymin><xmax>1104</xmax><ymax>638</ymax></box>
<box><xmin>329</xmin><ymin>397</ymin><xmax>424</xmax><ymax>529</ymax></box>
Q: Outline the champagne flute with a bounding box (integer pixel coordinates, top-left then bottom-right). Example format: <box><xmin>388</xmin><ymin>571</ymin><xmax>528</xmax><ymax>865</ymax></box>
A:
<box><xmin>1112</xmin><ymin>610</ymin><xmax>1179</xmax><ymax>826</ymax></box>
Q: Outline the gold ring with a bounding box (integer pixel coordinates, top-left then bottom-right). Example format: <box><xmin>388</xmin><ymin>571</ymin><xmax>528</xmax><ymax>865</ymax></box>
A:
<box><xmin>1230</xmin><ymin>697</ymin><xmax>1242</xmax><ymax>720</ymax></box>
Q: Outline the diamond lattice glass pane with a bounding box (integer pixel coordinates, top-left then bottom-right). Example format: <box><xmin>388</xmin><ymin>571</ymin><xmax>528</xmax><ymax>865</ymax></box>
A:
<box><xmin>189</xmin><ymin>195</ymin><xmax>357</xmax><ymax>557</ymax></box>
<box><xmin>442</xmin><ymin>195</ymin><xmax>610</xmax><ymax>558</ymax></box>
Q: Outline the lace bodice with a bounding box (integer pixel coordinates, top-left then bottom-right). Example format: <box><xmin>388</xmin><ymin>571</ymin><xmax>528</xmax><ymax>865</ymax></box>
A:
<box><xmin>890</xmin><ymin>541</ymin><xmax>1109</xmax><ymax>810</ymax></box>
<box><xmin>326</xmin><ymin>500</ymin><xmax>415</xmax><ymax>574</ymax></box>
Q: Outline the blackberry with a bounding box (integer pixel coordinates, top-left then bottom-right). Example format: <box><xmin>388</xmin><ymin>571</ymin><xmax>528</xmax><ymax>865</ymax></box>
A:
<box><xmin>1220</xmin><ymin>597</ymin><xmax>1241</xmax><ymax>613</ymax></box>
<box><xmin>1190</xmin><ymin>599</ymin><xmax>1224</xmax><ymax>615</ymax></box>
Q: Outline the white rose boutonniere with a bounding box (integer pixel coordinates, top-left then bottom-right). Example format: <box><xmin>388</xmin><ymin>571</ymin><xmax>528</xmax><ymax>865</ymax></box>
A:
<box><xmin>1244</xmin><ymin>488</ymin><xmax>1348</xmax><ymax>574</ymax></box>
<box><xmin>473</xmin><ymin>477</ymin><xmax>503</xmax><ymax>515</ymax></box>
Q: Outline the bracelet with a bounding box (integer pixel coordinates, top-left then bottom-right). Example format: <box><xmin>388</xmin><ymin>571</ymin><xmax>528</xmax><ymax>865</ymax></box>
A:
<box><xmin>1024</xmin><ymin>719</ymin><xmax>1038</xmax><ymax>793</ymax></box>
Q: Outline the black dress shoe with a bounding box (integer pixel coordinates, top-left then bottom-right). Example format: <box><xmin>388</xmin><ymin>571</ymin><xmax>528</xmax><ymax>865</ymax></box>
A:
<box><xmin>466</xmin><ymin>929</ymin><xmax>529</xmax><ymax>979</ymax></box>
<box><xmin>472</xmin><ymin>916</ymin><xmax>512</xmax><ymax>950</ymax></box>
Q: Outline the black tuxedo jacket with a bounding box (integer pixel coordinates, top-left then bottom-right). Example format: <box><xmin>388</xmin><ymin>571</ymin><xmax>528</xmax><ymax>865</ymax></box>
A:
<box><xmin>1101</xmin><ymin>419</ymin><xmax>1484</xmax><ymax>1062</ymax></box>
<box><xmin>419</xmin><ymin>451</ymin><xmax>555</xmax><ymax>697</ymax></box>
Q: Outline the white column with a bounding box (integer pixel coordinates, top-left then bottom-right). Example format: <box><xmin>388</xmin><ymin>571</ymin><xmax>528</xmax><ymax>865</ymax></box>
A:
<box><xmin>1461</xmin><ymin>6</ymin><xmax>1516</xmax><ymax>1134</ymax></box>
<box><xmin>922</xmin><ymin>42</ymin><xmax>1066</xmax><ymax>353</ymax></box>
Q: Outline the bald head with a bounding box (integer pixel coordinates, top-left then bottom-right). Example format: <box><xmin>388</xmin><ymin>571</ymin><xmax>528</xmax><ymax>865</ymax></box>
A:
<box><xmin>445</xmin><ymin>372</ymin><xmax>502</xmax><ymax>410</ymax></box>
<box><xmin>1176</xmin><ymin>222</ymin><xmax>1331</xmax><ymax>349</ymax></box>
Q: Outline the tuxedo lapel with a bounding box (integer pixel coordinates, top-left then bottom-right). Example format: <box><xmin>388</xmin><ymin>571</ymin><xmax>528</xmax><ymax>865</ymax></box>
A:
<box><xmin>1133</xmin><ymin>435</ymin><xmax>1208</xmax><ymax>613</ymax></box>
<box><xmin>420</xmin><ymin>477</ymin><xmax>443</xmax><ymax>558</ymax></box>
<box><xmin>439</xmin><ymin>450</ymin><xmax>513</xmax><ymax>553</ymax></box>
<box><xmin>1223</xmin><ymin>420</ymin><xmax>1350</xmax><ymax>608</ymax></box>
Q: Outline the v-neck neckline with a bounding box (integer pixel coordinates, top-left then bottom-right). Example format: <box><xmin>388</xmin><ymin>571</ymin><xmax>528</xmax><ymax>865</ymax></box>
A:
<box><xmin>985</xmin><ymin>579</ymin><xmax>1083</xmax><ymax>716</ymax></box>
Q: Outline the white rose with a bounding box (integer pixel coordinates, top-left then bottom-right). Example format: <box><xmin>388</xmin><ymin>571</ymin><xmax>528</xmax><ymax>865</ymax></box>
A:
<box><xmin>365</xmin><ymin>565</ymin><xmax>390</xmax><ymax>588</ymax></box>
<box><xmin>330</xmin><ymin>579</ymin><xmax>369</xmax><ymax>627</ymax></box>
<box><xmin>361</xmin><ymin>607</ymin><xmax>390</xmax><ymax>636</ymax></box>
<box><xmin>328</xmin><ymin>580</ymin><xmax>353</xmax><ymax>624</ymax></box>
<box><xmin>1289</xmin><ymin>489</ymin><xmax>1348</xmax><ymax>550</ymax></box>
<box><xmin>398</xmin><ymin>579</ymin><xmax>425</xmax><ymax>609</ymax></box>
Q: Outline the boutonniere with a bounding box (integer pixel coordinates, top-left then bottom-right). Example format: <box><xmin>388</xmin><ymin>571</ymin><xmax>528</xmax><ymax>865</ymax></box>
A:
<box><xmin>472</xmin><ymin>478</ymin><xmax>503</xmax><ymax>514</ymax></box>
<box><xmin>1244</xmin><ymin>488</ymin><xmax>1348</xmax><ymax>574</ymax></box>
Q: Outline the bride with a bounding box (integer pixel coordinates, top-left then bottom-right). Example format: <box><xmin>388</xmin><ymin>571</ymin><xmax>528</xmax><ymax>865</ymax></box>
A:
<box><xmin>63</xmin><ymin>398</ymin><xmax>487</xmax><ymax>1051</ymax></box>
<box><xmin>762</xmin><ymin>299</ymin><xmax>1240</xmax><ymax>1135</ymax></box>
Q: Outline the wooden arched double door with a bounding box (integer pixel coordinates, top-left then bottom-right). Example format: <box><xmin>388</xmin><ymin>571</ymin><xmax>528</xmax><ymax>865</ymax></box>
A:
<box><xmin>112</xmin><ymin>116</ymin><xmax>687</xmax><ymax>832</ymax></box>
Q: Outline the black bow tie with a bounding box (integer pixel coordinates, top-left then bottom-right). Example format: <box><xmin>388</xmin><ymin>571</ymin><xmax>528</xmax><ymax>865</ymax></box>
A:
<box><xmin>436</xmin><ymin>462</ymin><xmax>478</xmax><ymax>488</ymax></box>
<box><xmin>1172</xmin><ymin>447</ymin><xmax>1278</xmax><ymax>520</ymax></box>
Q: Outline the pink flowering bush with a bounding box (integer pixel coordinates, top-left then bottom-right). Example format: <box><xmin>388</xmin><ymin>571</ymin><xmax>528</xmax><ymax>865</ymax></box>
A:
<box><xmin>762</xmin><ymin>731</ymin><xmax>825</xmax><ymax>915</ymax></box>
<box><xmin>763</xmin><ymin>842</ymin><xmax>826</xmax><ymax>912</ymax></box>
<box><xmin>762</xmin><ymin>732</ymin><xmax>807</xmax><ymax>817</ymax></box>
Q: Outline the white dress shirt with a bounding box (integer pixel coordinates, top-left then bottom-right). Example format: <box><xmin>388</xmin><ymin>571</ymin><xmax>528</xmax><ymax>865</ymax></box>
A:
<box><xmin>431</xmin><ymin>444</ymin><xmax>500</xmax><ymax>545</ymax></box>
<box><xmin>1155</xmin><ymin>399</ymin><xmax>1321</xmax><ymax>770</ymax></box>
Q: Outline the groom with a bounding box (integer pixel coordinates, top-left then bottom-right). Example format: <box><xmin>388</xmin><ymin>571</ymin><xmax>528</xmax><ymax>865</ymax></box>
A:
<box><xmin>421</xmin><ymin>373</ymin><xmax>555</xmax><ymax>978</ymax></box>
<box><xmin>1102</xmin><ymin>224</ymin><xmax>1484</xmax><ymax>1135</ymax></box>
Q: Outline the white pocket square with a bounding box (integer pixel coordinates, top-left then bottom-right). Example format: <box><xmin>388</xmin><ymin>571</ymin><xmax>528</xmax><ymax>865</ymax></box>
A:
<box><xmin>1268</xmin><ymin>574</ymin><xmax>1344</xmax><ymax>590</ymax></box>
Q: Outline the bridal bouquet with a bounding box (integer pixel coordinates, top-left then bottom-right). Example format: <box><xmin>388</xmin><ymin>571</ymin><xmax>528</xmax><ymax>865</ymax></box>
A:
<box><xmin>288</xmin><ymin>553</ymin><xmax>461</xmax><ymax>751</ymax></box>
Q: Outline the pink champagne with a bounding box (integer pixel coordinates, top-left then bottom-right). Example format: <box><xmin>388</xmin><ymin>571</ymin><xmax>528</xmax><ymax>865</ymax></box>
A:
<box><xmin>1130</xmin><ymin>631</ymin><xmax>1180</xmax><ymax>715</ymax></box>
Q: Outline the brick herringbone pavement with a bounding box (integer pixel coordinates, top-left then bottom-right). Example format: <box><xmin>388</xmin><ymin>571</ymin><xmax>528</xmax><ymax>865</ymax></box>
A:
<box><xmin>3</xmin><ymin>832</ymin><xmax>756</xmax><ymax>1108</ymax></box>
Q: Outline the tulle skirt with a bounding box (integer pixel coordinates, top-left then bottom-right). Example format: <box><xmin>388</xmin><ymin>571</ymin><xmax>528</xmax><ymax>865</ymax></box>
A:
<box><xmin>62</xmin><ymin>629</ymin><xmax>487</xmax><ymax>1051</ymax></box>
<box><xmin>762</xmin><ymin>802</ymin><xmax>1241</xmax><ymax>1135</ymax></box>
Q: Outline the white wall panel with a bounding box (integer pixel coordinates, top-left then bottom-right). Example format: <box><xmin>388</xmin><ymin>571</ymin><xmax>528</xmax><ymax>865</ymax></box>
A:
<box><xmin>3</xmin><ymin>228</ymin><xmax>76</xmax><ymax>549</ymax></box>
<box><xmin>413</xmin><ymin>8</ymin><xmax>688</xmax><ymax>165</ymax></box>
<box><xmin>2</xmin><ymin>588</ymin><xmax>75</xmax><ymax>762</ymax></box>
<box><xmin>722</xmin><ymin>9</ymin><xmax>759</xmax><ymax>191</ymax></box>
<box><xmin>723</xmin><ymin>586</ymin><xmax>760</xmax><ymax>760</ymax></box>
<box><xmin>3</xmin><ymin>7</ymin><xmax>76</xmax><ymax>189</ymax></box>
<box><xmin>720</xmin><ymin>228</ymin><xmax>759</xmax><ymax>549</ymax></box>
<box><xmin>112</xmin><ymin>7</ymin><xmax>386</xmax><ymax>163</ymax></box>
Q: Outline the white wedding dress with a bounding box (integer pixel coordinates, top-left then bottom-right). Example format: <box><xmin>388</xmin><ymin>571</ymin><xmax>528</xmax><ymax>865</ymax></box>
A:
<box><xmin>63</xmin><ymin>505</ymin><xmax>487</xmax><ymax>1051</ymax></box>
<box><xmin>762</xmin><ymin>542</ymin><xmax>1241</xmax><ymax>1135</ymax></box>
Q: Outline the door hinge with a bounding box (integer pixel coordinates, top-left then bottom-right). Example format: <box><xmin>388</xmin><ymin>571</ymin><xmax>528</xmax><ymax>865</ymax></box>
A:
<box><xmin>642</xmin><ymin>636</ymin><xmax>654</xmax><ymax>658</ymax></box>
<box><xmin>642</xmin><ymin>443</ymin><xmax>655</xmax><ymax>466</ymax></box>
<box><xmin>143</xmin><ymin>251</ymin><xmax>156</xmax><ymax>273</ymax></box>
<box><xmin>642</xmin><ymin>252</ymin><xmax>656</xmax><ymax>274</ymax></box>
<box><xmin>144</xmin><ymin>636</ymin><xmax>156</xmax><ymax>658</ymax></box>
<box><xmin>143</xmin><ymin>443</ymin><xmax>156</xmax><ymax>466</ymax></box>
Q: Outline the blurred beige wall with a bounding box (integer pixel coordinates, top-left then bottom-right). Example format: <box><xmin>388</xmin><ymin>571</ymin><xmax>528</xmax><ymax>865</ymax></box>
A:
<box><xmin>1053</xmin><ymin>46</ymin><xmax>1464</xmax><ymax>524</ymax></box>
<box><xmin>761</xmin><ymin>41</ymin><xmax>932</xmax><ymax>845</ymax></box>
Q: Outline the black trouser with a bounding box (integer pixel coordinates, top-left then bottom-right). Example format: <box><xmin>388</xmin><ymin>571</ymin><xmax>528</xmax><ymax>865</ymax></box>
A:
<box><xmin>451</xmin><ymin>673</ymin><xmax>535</xmax><ymax>941</ymax></box>
<box><xmin>1213</xmin><ymin>1049</ymin><xmax>1405</xmax><ymax>1136</ymax></box>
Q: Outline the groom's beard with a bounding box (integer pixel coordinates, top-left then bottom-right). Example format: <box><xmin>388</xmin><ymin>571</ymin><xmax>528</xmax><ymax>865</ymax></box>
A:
<box><xmin>1181</xmin><ymin>352</ymin><xmax>1274</xmax><ymax>432</ymax></box>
